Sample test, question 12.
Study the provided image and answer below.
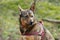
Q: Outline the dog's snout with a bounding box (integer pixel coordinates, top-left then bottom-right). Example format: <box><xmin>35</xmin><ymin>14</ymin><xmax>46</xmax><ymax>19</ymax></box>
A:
<box><xmin>29</xmin><ymin>20</ymin><xmax>34</xmax><ymax>25</ymax></box>
<box><xmin>28</xmin><ymin>18</ymin><xmax>34</xmax><ymax>25</ymax></box>
<box><xmin>30</xmin><ymin>18</ymin><xmax>33</xmax><ymax>22</ymax></box>
<box><xmin>30</xmin><ymin>21</ymin><xmax>33</xmax><ymax>25</ymax></box>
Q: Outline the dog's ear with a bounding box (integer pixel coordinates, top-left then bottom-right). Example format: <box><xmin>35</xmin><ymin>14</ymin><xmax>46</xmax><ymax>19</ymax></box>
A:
<box><xmin>30</xmin><ymin>0</ymin><xmax>36</xmax><ymax>12</ymax></box>
<box><xmin>18</xmin><ymin>5</ymin><xmax>23</xmax><ymax>11</ymax></box>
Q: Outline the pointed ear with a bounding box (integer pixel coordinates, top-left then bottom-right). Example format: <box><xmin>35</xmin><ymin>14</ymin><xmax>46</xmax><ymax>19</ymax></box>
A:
<box><xmin>18</xmin><ymin>5</ymin><xmax>23</xmax><ymax>11</ymax></box>
<box><xmin>30</xmin><ymin>0</ymin><xmax>36</xmax><ymax>12</ymax></box>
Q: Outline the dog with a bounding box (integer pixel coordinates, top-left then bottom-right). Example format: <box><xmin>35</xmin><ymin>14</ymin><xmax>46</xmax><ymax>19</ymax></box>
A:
<box><xmin>18</xmin><ymin>0</ymin><xmax>55</xmax><ymax>40</ymax></box>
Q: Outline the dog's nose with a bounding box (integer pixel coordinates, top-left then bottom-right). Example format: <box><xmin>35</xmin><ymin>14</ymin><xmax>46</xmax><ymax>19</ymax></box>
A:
<box><xmin>29</xmin><ymin>21</ymin><xmax>33</xmax><ymax>25</ymax></box>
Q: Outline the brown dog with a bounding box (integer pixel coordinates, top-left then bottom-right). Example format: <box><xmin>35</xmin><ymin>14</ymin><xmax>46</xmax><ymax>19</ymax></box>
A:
<box><xmin>18</xmin><ymin>0</ymin><xmax>55</xmax><ymax>40</ymax></box>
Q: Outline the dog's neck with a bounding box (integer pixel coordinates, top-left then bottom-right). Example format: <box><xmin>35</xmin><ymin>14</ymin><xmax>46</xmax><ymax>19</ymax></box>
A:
<box><xmin>20</xmin><ymin>21</ymin><xmax>44</xmax><ymax>36</ymax></box>
<box><xmin>21</xmin><ymin>24</ymin><xmax>36</xmax><ymax>35</ymax></box>
<box><xmin>20</xmin><ymin>21</ymin><xmax>37</xmax><ymax>34</ymax></box>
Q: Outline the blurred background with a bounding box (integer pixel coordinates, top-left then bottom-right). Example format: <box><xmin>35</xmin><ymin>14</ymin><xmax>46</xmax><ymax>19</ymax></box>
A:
<box><xmin>0</xmin><ymin>0</ymin><xmax>60</xmax><ymax>40</ymax></box>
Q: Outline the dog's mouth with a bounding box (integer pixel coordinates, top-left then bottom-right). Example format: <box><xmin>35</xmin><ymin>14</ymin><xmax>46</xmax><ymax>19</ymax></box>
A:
<box><xmin>26</xmin><ymin>21</ymin><xmax>34</xmax><ymax>26</ymax></box>
<box><xmin>29</xmin><ymin>22</ymin><xmax>34</xmax><ymax>25</ymax></box>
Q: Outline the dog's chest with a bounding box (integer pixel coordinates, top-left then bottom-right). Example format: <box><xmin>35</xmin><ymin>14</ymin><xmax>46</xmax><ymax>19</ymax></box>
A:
<box><xmin>20</xmin><ymin>22</ymin><xmax>46</xmax><ymax>40</ymax></box>
<box><xmin>20</xmin><ymin>36</ymin><xmax>41</xmax><ymax>40</ymax></box>
<box><xmin>23</xmin><ymin>22</ymin><xmax>45</xmax><ymax>36</ymax></box>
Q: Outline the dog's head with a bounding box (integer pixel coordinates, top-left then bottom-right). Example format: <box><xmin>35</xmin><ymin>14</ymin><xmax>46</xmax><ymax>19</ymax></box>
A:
<box><xmin>18</xmin><ymin>1</ymin><xmax>36</xmax><ymax>28</ymax></box>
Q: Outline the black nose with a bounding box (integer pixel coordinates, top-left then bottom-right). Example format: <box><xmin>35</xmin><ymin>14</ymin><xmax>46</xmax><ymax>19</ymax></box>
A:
<box><xmin>29</xmin><ymin>21</ymin><xmax>33</xmax><ymax>25</ymax></box>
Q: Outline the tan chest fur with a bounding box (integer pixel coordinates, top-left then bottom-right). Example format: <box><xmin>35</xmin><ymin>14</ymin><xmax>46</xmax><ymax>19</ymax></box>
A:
<box><xmin>20</xmin><ymin>36</ymin><xmax>41</xmax><ymax>40</ymax></box>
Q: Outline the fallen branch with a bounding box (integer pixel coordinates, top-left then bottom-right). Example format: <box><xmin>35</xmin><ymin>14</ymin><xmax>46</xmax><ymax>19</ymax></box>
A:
<box><xmin>42</xmin><ymin>18</ymin><xmax>60</xmax><ymax>24</ymax></box>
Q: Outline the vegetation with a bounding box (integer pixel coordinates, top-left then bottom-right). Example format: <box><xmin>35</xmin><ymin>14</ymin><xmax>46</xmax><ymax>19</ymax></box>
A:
<box><xmin>0</xmin><ymin>0</ymin><xmax>60</xmax><ymax>40</ymax></box>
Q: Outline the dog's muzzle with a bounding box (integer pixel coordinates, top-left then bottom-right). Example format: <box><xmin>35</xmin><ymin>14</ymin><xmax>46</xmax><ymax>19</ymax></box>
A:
<box><xmin>30</xmin><ymin>22</ymin><xmax>33</xmax><ymax>25</ymax></box>
<box><xmin>29</xmin><ymin>21</ymin><xmax>34</xmax><ymax>25</ymax></box>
